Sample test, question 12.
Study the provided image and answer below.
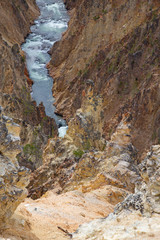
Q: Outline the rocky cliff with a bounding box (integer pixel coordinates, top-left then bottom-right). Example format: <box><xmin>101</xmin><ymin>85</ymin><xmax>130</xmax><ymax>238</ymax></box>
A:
<box><xmin>48</xmin><ymin>0</ymin><xmax>160</xmax><ymax>157</ymax></box>
<box><xmin>0</xmin><ymin>0</ymin><xmax>39</xmax><ymax>118</ymax></box>
<box><xmin>0</xmin><ymin>0</ymin><xmax>58</xmax><ymax>171</ymax></box>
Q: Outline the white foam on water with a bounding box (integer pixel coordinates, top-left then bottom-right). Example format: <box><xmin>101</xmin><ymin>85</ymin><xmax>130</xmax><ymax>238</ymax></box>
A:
<box><xmin>58</xmin><ymin>126</ymin><xmax>68</xmax><ymax>138</ymax></box>
<box><xmin>22</xmin><ymin>0</ymin><xmax>69</xmax><ymax>136</ymax></box>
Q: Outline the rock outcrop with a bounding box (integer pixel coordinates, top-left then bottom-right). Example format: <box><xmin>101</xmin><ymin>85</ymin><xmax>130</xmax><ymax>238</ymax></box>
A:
<box><xmin>0</xmin><ymin>107</ymin><xmax>29</xmax><ymax>227</ymax></box>
<box><xmin>65</xmin><ymin>112</ymin><xmax>140</xmax><ymax>193</ymax></box>
<box><xmin>72</xmin><ymin>144</ymin><xmax>160</xmax><ymax>239</ymax></box>
<box><xmin>72</xmin><ymin>211</ymin><xmax>160</xmax><ymax>240</ymax></box>
<box><xmin>139</xmin><ymin>145</ymin><xmax>160</xmax><ymax>215</ymax></box>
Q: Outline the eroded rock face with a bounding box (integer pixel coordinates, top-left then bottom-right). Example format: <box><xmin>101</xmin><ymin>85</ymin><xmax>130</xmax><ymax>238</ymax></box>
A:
<box><xmin>0</xmin><ymin>107</ymin><xmax>29</xmax><ymax>226</ymax></box>
<box><xmin>28</xmin><ymin>91</ymin><xmax>139</xmax><ymax>203</ymax></box>
<box><xmin>27</xmin><ymin>89</ymin><xmax>105</xmax><ymax>198</ymax></box>
<box><xmin>48</xmin><ymin>0</ymin><xmax>160</xmax><ymax>157</ymax></box>
<box><xmin>72</xmin><ymin>145</ymin><xmax>160</xmax><ymax>239</ymax></box>
<box><xmin>0</xmin><ymin>0</ymin><xmax>39</xmax><ymax>43</ymax></box>
<box><xmin>67</xmin><ymin>85</ymin><xmax>105</xmax><ymax>150</ymax></box>
<box><xmin>0</xmin><ymin>0</ymin><xmax>39</xmax><ymax>118</ymax></box>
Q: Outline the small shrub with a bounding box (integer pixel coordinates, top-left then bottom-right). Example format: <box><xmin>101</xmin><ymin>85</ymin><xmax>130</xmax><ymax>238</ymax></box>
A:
<box><xmin>102</xmin><ymin>9</ymin><xmax>107</xmax><ymax>14</ymax></box>
<box><xmin>93</xmin><ymin>15</ymin><xmax>100</xmax><ymax>21</ymax></box>
<box><xmin>21</xmin><ymin>55</ymin><xmax>26</xmax><ymax>63</ymax></box>
<box><xmin>78</xmin><ymin>70</ymin><xmax>82</xmax><ymax>77</ymax></box>
<box><xmin>23</xmin><ymin>143</ymin><xmax>38</xmax><ymax>155</ymax></box>
<box><xmin>73</xmin><ymin>149</ymin><xmax>84</xmax><ymax>158</ymax></box>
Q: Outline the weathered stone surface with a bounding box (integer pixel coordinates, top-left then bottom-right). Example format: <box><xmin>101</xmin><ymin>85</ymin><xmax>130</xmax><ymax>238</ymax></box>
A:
<box><xmin>27</xmin><ymin>101</ymin><xmax>139</xmax><ymax>206</ymax></box>
<box><xmin>71</xmin><ymin>145</ymin><xmax>160</xmax><ymax>239</ymax></box>
<box><xmin>72</xmin><ymin>211</ymin><xmax>160</xmax><ymax>240</ymax></box>
<box><xmin>0</xmin><ymin>155</ymin><xmax>29</xmax><ymax>225</ymax></box>
<box><xmin>67</xmin><ymin>86</ymin><xmax>105</xmax><ymax>150</ymax></box>
<box><xmin>115</xmin><ymin>145</ymin><xmax>160</xmax><ymax>216</ymax></box>
<box><xmin>65</xmin><ymin>113</ymin><xmax>140</xmax><ymax>193</ymax></box>
<box><xmin>0</xmin><ymin>108</ymin><xmax>29</xmax><ymax>226</ymax></box>
<box><xmin>15</xmin><ymin>185</ymin><xmax>126</xmax><ymax>240</ymax></box>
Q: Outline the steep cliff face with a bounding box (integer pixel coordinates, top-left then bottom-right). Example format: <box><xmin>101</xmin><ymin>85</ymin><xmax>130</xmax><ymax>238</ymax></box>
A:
<box><xmin>0</xmin><ymin>0</ymin><xmax>39</xmax><ymax>119</ymax></box>
<box><xmin>0</xmin><ymin>0</ymin><xmax>39</xmax><ymax>44</ymax></box>
<box><xmin>48</xmin><ymin>0</ymin><xmax>160</xmax><ymax>156</ymax></box>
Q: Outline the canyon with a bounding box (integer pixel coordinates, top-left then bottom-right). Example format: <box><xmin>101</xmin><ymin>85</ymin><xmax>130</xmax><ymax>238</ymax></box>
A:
<box><xmin>0</xmin><ymin>0</ymin><xmax>160</xmax><ymax>239</ymax></box>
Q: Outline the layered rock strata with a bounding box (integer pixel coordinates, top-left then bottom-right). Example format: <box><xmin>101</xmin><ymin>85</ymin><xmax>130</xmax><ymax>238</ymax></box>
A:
<box><xmin>48</xmin><ymin>0</ymin><xmax>160</xmax><ymax>157</ymax></box>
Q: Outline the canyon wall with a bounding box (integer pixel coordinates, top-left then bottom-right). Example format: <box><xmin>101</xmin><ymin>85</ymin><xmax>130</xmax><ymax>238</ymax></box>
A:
<box><xmin>0</xmin><ymin>0</ymin><xmax>58</xmax><ymax>171</ymax></box>
<box><xmin>49</xmin><ymin>0</ymin><xmax>160</xmax><ymax>157</ymax></box>
<box><xmin>0</xmin><ymin>0</ymin><xmax>39</xmax><ymax>118</ymax></box>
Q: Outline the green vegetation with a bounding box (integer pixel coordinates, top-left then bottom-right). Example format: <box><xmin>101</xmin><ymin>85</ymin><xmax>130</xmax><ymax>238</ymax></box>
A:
<box><xmin>151</xmin><ymin>10</ymin><xmax>158</xmax><ymax>22</ymax></box>
<box><xmin>109</xmin><ymin>128</ymin><xmax>113</xmax><ymax>138</ymax></box>
<box><xmin>152</xmin><ymin>130</ymin><xmax>157</xmax><ymax>141</ymax></box>
<box><xmin>23</xmin><ymin>101</ymin><xmax>34</xmax><ymax>115</ymax></box>
<box><xmin>107</xmin><ymin>62</ymin><xmax>115</xmax><ymax>74</ymax></box>
<box><xmin>102</xmin><ymin>9</ymin><xmax>107</xmax><ymax>14</ymax></box>
<box><xmin>21</xmin><ymin>86</ymin><xmax>35</xmax><ymax>115</ymax></box>
<box><xmin>21</xmin><ymin>55</ymin><xmax>26</xmax><ymax>63</ymax></box>
<box><xmin>23</xmin><ymin>143</ymin><xmax>38</xmax><ymax>156</ymax></box>
<box><xmin>49</xmin><ymin>126</ymin><xmax>55</xmax><ymax>138</ymax></box>
<box><xmin>73</xmin><ymin>149</ymin><xmax>84</xmax><ymax>158</ymax></box>
<box><xmin>78</xmin><ymin>70</ymin><xmax>82</xmax><ymax>77</ymax></box>
<box><xmin>77</xmin><ymin>64</ymin><xmax>89</xmax><ymax>78</ymax></box>
<box><xmin>93</xmin><ymin>15</ymin><xmax>100</xmax><ymax>21</ymax></box>
<box><xmin>146</xmin><ymin>72</ymin><xmax>152</xmax><ymax>80</ymax></box>
<box><xmin>97</xmin><ymin>60</ymin><xmax>104</xmax><ymax>70</ymax></box>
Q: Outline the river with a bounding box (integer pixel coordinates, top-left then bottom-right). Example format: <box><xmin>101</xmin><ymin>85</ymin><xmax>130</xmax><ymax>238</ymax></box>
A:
<box><xmin>22</xmin><ymin>0</ymin><xmax>69</xmax><ymax>137</ymax></box>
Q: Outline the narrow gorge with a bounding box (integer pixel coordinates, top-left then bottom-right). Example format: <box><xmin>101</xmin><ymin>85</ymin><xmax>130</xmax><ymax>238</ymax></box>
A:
<box><xmin>22</xmin><ymin>0</ymin><xmax>69</xmax><ymax>137</ymax></box>
<box><xmin>0</xmin><ymin>0</ymin><xmax>160</xmax><ymax>239</ymax></box>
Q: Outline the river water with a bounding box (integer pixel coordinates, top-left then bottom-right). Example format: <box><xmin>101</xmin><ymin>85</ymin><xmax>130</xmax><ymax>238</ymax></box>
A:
<box><xmin>22</xmin><ymin>0</ymin><xmax>69</xmax><ymax>137</ymax></box>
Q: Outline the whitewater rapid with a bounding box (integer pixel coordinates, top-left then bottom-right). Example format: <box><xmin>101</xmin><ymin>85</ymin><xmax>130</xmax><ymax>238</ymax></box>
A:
<box><xmin>22</xmin><ymin>0</ymin><xmax>69</xmax><ymax>137</ymax></box>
